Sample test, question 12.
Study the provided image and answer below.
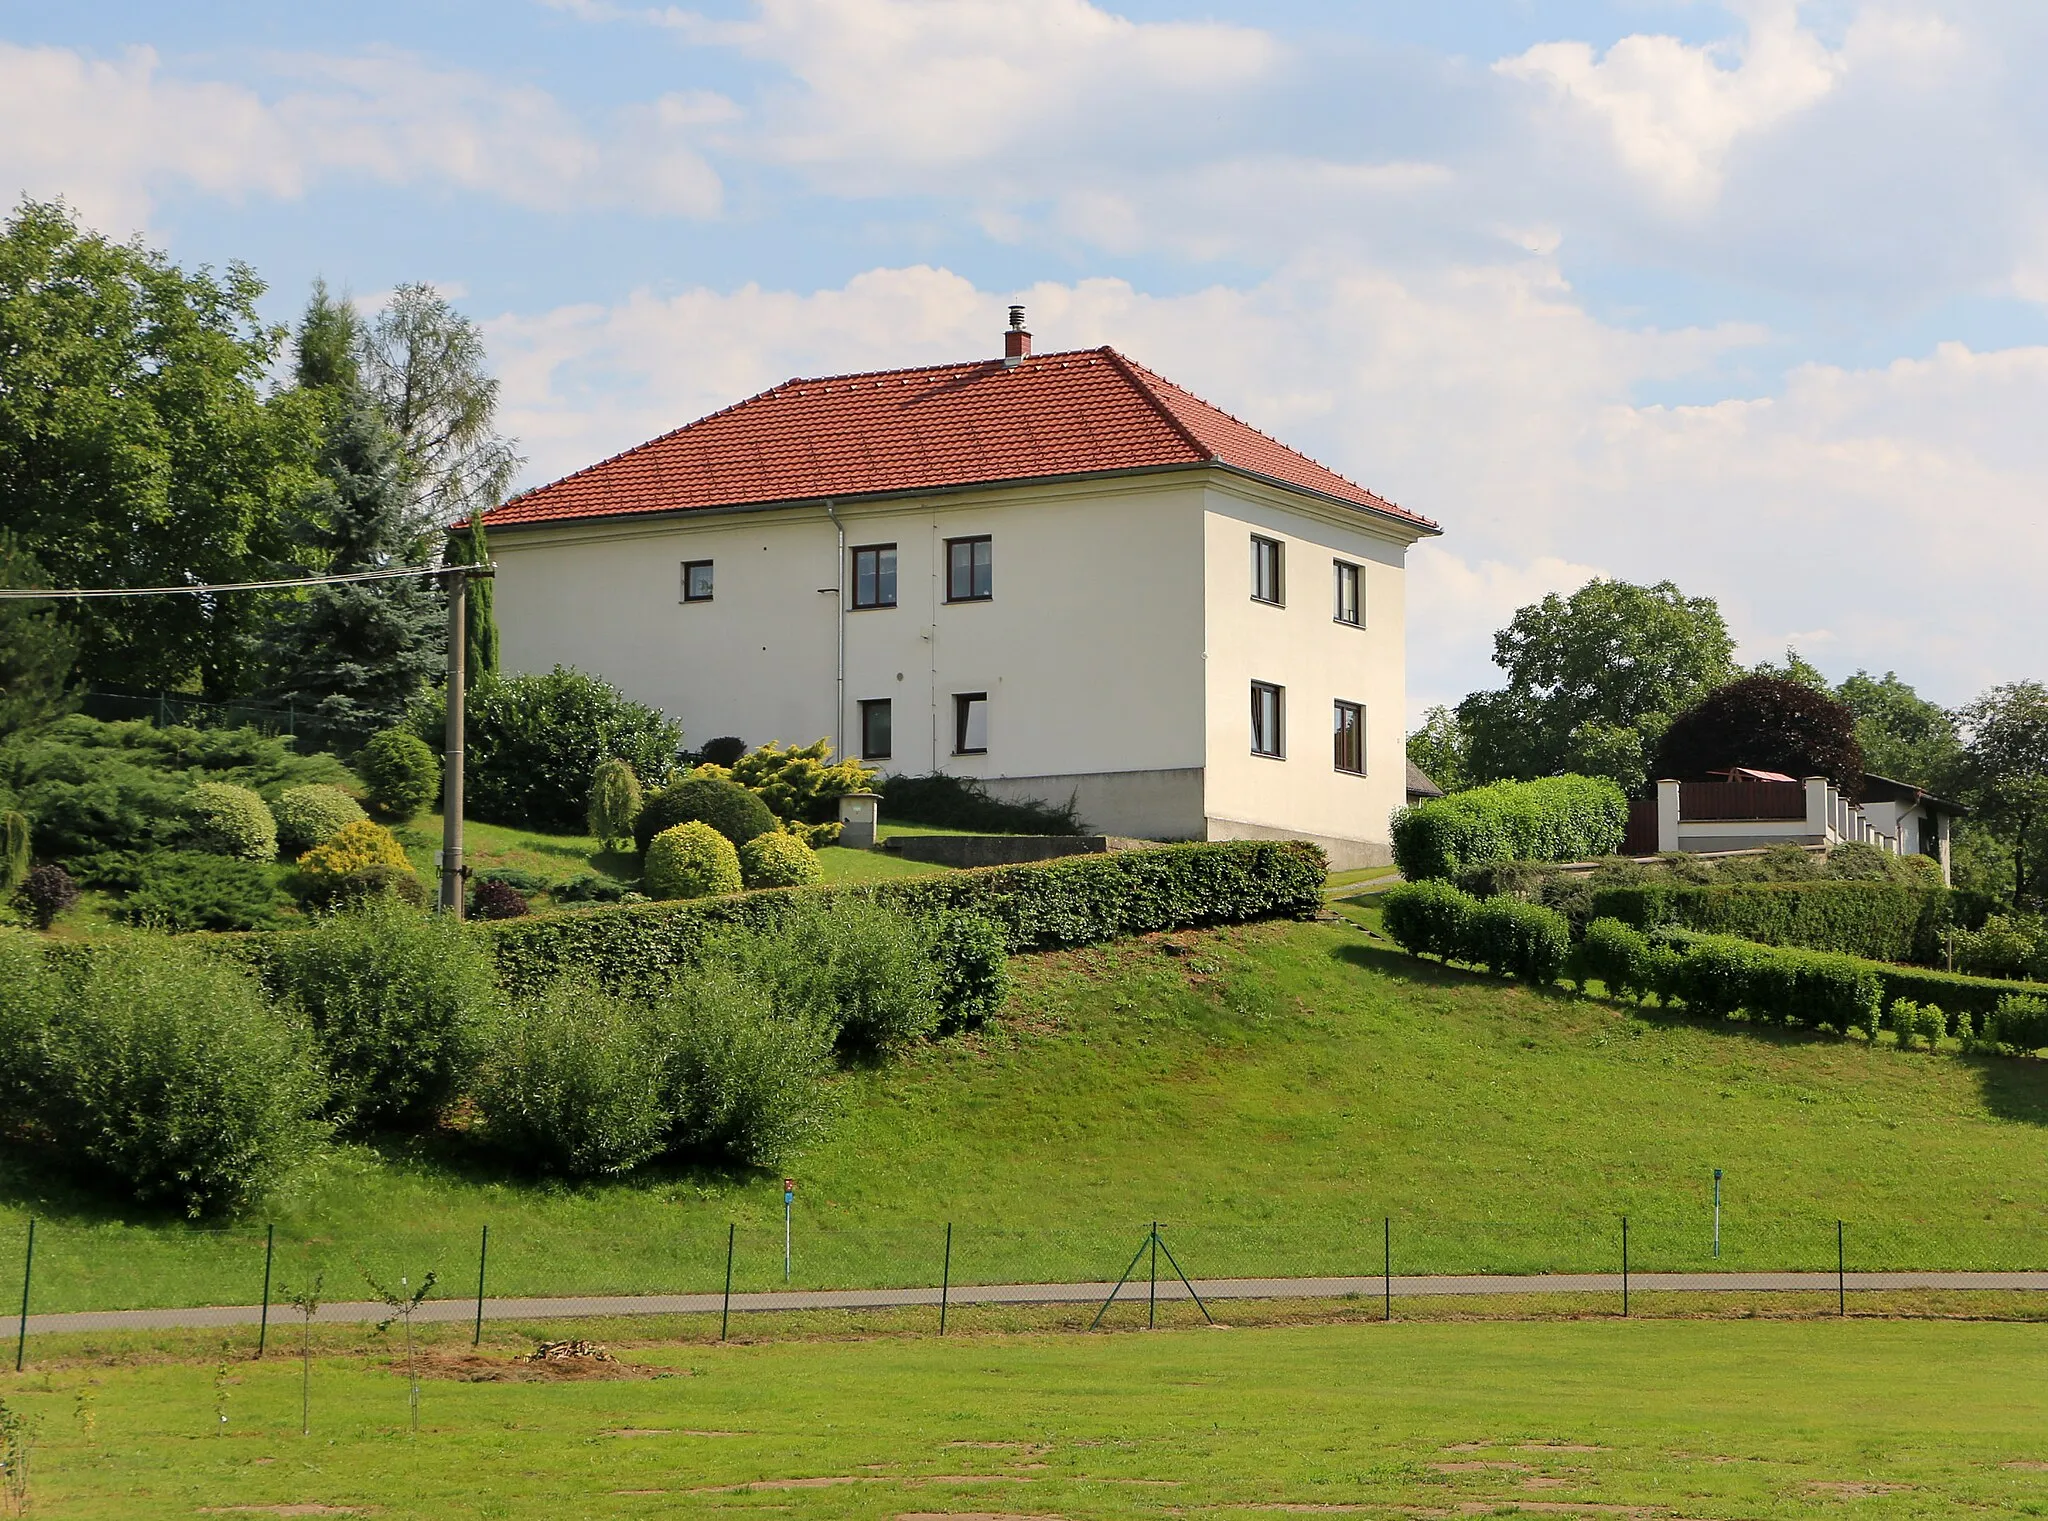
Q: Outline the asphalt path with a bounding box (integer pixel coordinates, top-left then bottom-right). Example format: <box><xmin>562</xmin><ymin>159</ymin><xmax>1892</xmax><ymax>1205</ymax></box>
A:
<box><xmin>23</xmin><ymin>1270</ymin><xmax>2048</xmax><ymax>1335</ymax></box>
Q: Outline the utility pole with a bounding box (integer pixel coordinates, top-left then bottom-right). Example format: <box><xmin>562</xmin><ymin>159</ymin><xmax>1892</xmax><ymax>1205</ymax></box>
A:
<box><xmin>439</xmin><ymin>566</ymin><xmax>470</xmax><ymax>917</ymax></box>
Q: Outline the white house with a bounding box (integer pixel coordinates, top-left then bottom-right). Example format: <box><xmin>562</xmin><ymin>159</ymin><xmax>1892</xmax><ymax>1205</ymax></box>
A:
<box><xmin>480</xmin><ymin>313</ymin><xmax>1441</xmax><ymax>868</ymax></box>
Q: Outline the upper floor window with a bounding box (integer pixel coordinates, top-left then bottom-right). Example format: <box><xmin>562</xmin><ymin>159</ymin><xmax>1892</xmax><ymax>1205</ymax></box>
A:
<box><xmin>852</xmin><ymin>544</ymin><xmax>897</xmax><ymax>609</ymax></box>
<box><xmin>1251</xmin><ymin>681</ymin><xmax>1285</xmax><ymax>758</ymax></box>
<box><xmin>1333</xmin><ymin>700</ymin><xmax>1365</xmax><ymax>774</ymax></box>
<box><xmin>860</xmin><ymin>698</ymin><xmax>893</xmax><ymax>760</ymax></box>
<box><xmin>1333</xmin><ymin>560</ymin><xmax>1362</xmax><ymax>626</ymax></box>
<box><xmin>1251</xmin><ymin>536</ymin><xmax>1284</xmax><ymax>605</ymax></box>
<box><xmin>682</xmin><ymin>560</ymin><xmax>714</xmax><ymax>602</ymax></box>
<box><xmin>946</xmin><ymin>536</ymin><xmax>992</xmax><ymax>602</ymax></box>
<box><xmin>954</xmin><ymin>692</ymin><xmax>989</xmax><ymax>754</ymax></box>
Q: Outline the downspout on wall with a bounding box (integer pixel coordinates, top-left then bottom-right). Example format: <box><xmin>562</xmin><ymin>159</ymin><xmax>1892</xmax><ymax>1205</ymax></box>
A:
<box><xmin>824</xmin><ymin>501</ymin><xmax>845</xmax><ymax>758</ymax></box>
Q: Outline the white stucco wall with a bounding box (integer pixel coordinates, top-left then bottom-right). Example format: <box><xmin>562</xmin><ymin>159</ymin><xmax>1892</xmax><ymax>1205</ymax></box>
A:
<box><xmin>1198</xmin><ymin>481</ymin><xmax>1413</xmax><ymax>867</ymax></box>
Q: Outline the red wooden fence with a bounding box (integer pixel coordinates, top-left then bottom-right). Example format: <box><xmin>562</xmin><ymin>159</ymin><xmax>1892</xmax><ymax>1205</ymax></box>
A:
<box><xmin>1677</xmin><ymin>780</ymin><xmax>1806</xmax><ymax>821</ymax></box>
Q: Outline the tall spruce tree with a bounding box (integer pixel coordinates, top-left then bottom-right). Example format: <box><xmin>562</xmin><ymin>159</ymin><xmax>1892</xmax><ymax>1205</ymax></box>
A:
<box><xmin>259</xmin><ymin>286</ymin><xmax>444</xmax><ymax>735</ymax></box>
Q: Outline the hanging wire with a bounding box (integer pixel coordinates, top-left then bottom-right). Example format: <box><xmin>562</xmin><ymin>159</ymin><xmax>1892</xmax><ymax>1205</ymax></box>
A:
<box><xmin>0</xmin><ymin>563</ymin><xmax>490</xmax><ymax>599</ymax></box>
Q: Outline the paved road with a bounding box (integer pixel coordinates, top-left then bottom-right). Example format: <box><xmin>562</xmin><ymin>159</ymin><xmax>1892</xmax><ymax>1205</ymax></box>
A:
<box><xmin>23</xmin><ymin>1270</ymin><xmax>2048</xmax><ymax>1335</ymax></box>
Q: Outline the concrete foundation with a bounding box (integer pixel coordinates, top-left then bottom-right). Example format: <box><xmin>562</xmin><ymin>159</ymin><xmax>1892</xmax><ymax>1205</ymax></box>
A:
<box><xmin>1204</xmin><ymin>815</ymin><xmax>1393</xmax><ymax>872</ymax></box>
<box><xmin>977</xmin><ymin>766</ymin><xmax>1205</xmax><ymax>841</ymax></box>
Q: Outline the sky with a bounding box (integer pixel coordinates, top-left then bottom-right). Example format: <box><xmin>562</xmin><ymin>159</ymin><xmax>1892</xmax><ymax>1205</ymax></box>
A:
<box><xmin>3</xmin><ymin>0</ymin><xmax>2043</xmax><ymax>723</ymax></box>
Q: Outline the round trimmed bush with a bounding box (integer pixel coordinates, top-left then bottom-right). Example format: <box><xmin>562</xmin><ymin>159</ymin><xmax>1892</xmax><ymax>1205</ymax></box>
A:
<box><xmin>356</xmin><ymin>729</ymin><xmax>441</xmax><ymax>823</ymax></box>
<box><xmin>643</xmin><ymin>821</ymin><xmax>743</xmax><ymax>900</ymax></box>
<box><xmin>272</xmin><ymin>783</ymin><xmax>368</xmax><ymax>856</ymax></box>
<box><xmin>17</xmin><ymin>862</ymin><xmax>77</xmax><ymax>928</ymax></box>
<box><xmin>470</xmin><ymin>876</ymin><xmax>531</xmax><ymax>920</ymax></box>
<box><xmin>297</xmin><ymin>819</ymin><xmax>411</xmax><ymax>877</ymax></box>
<box><xmin>634</xmin><ymin>773</ymin><xmax>776</xmax><ymax>853</ymax></box>
<box><xmin>738</xmin><ymin>831</ymin><xmax>821</xmax><ymax>889</ymax></box>
<box><xmin>187</xmin><ymin>782</ymin><xmax>277</xmax><ymax>860</ymax></box>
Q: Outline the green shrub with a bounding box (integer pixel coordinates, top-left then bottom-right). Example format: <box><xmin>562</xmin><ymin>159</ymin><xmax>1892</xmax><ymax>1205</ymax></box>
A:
<box><xmin>186</xmin><ymin>782</ymin><xmax>276</xmax><ymax>860</ymax></box>
<box><xmin>260</xmin><ymin>900</ymin><xmax>500</xmax><ymax>1130</ymax></box>
<box><xmin>294</xmin><ymin>819</ymin><xmax>411</xmax><ymax>877</ymax></box>
<box><xmin>473</xmin><ymin>978</ymin><xmax>670</xmax><ymax>1176</ymax></box>
<box><xmin>272</xmin><ymin>784</ymin><xmax>366</xmax><ymax>856</ymax></box>
<box><xmin>654</xmin><ymin>966</ymin><xmax>834</xmax><ymax>1166</ymax></box>
<box><xmin>1889</xmin><ymin>999</ymin><xmax>1946</xmax><ymax>1051</ymax></box>
<box><xmin>930</xmin><ymin>912</ymin><xmax>1011</xmax><ymax>1028</ymax></box>
<box><xmin>711</xmin><ymin>896</ymin><xmax>942</xmax><ymax>1056</ymax></box>
<box><xmin>554</xmin><ymin>872</ymin><xmax>631</xmax><ymax>904</ymax></box>
<box><xmin>0</xmin><ymin>930</ymin><xmax>49</xmax><ymax>1114</ymax></box>
<box><xmin>643</xmin><ymin>821</ymin><xmax>744</xmax><ymax>900</ymax></box>
<box><xmin>1587</xmin><ymin>880</ymin><xmax>1952</xmax><ymax>964</ymax></box>
<box><xmin>1575</xmin><ymin>917</ymin><xmax>1654</xmax><ymax>1000</ymax></box>
<box><xmin>1380</xmin><ymin>879</ymin><xmax>1476</xmax><ymax>961</ymax></box>
<box><xmin>318</xmin><ymin>864</ymin><xmax>429</xmax><ymax>912</ymax></box>
<box><xmin>471</xmin><ymin>840</ymin><xmax>1326</xmax><ymax>995</ymax></box>
<box><xmin>355</xmin><ymin>730</ymin><xmax>440</xmax><ymax>823</ymax></box>
<box><xmin>738</xmin><ymin>831</ymin><xmax>821</xmax><ymax>889</ymax></box>
<box><xmin>727</xmin><ymin>741</ymin><xmax>878</xmax><ymax>824</ymax></box>
<box><xmin>586</xmin><ymin>756</ymin><xmax>643</xmax><ymax>851</ymax></box>
<box><xmin>0</xmin><ymin>810</ymin><xmax>27</xmax><ymax>896</ymax></box>
<box><xmin>635</xmin><ymin>774</ymin><xmax>776</xmax><ymax>853</ymax></box>
<box><xmin>118</xmin><ymin>853</ymin><xmax>282</xmax><ymax>932</ymax></box>
<box><xmin>1468</xmin><ymin>896</ymin><xmax>1571</xmax><ymax>983</ymax></box>
<box><xmin>407</xmin><ymin>667</ymin><xmax>679</xmax><ymax>833</ymax></box>
<box><xmin>1952</xmin><ymin>915</ymin><xmax>2047</xmax><ymax>981</ymax></box>
<box><xmin>878</xmin><ymin>772</ymin><xmax>1085</xmax><ymax>835</ymax></box>
<box><xmin>1628</xmin><ymin>930</ymin><xmax>1881</xmax><ymax>1035</ymax></box>
<box><xmin>37</xmin><ymin>936</ymin><xmax>326</xmax><ymax>1216</ymax></box>
<box><xmin>1874</xmin><ymin>964</ymin><xmax>2048</xmax><ymax>1027</ymax></box>
<box><xmin>1391</xmin><ymin>774</ymin><xmax>1627</xmax><ymax>881</ymax></box>
<box><xmin>1990</xmin><ymin>994</ymin><xmax>2048</xmax><ymax>1054</ymax></box>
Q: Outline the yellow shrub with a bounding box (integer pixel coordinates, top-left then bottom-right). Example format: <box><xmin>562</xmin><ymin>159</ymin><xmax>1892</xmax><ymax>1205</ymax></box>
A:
<box><xmin>297</xmin><ymin>820</ymin><xmax>412</xmax><ymax>879</ymax></box>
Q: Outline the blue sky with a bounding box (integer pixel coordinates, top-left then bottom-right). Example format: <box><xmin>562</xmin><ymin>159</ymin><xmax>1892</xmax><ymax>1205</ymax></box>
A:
<box><xmin>4</xmin><ymin>0</ymin><xmax>2043</xmax><ymax>719</ymax></box>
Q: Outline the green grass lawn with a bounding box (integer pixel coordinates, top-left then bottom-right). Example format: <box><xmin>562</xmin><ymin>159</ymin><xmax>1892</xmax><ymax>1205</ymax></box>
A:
<box><xmin>8</xmin><ymin>915</ymin><xmax>2048</xmax><ymax>1312</ymax></box>
<box><xmin>9</xmin><ymin>1316</ymin><xmax>2048</xmax><ymax>1518</ymax></box>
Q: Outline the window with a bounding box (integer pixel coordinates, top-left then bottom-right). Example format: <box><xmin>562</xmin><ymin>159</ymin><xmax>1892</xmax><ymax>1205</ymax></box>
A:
<box><xmin>852</xmin><ymin>544</ymin><xmax>897</xmax><ymax>609</ymax></box>
<box><xmin>1333</xmin><ymin>700</ymin><xmax>1365</xmax><ymax>774</ymax></box>
<box><xmin>1251</xmin><ymin>681</ymin><xmax>1284</xmax><ymax>758</ymax></box>
<box><xmin>1251</xmin><ymin>535</ymin><xmax>1284</xmax><ymax>605</ymax></box>
<box><xmin>859</xmin><ymin>699</ymin><xmax>893</xmax><ymax>761</ymax></box>
<box><xmin>1333</xmin><ymin>560</ymin><xmax>1362</xmax><ymax>626</ymax></box>
<box><xmin>946</xmin><ymin>536</ymin><xmax>992</xmax><ymax>602</ymax></box>
<box><xmin>954</xmin><ymin>692</ymin><xmax>989</xmax><ymax>754</ymax></box>
<box><xmin>681</xmin><ymin>560</ymin><xmax>714</xmax><ymax>602</ymax></box>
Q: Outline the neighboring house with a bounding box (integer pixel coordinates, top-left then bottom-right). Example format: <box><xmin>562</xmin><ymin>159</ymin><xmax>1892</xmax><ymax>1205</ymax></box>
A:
<box><xmin>1633</xmin><ymin>767</ymin><xmax>1964</xmax><ymax>883</ymax></box>
<box><xmin>1405</xmin><ymin>762</ymin><xmax>1446</xmax><ymax>803</ymax></box>
<box><xmin>480</xmin><ymin>312</ymin><xmax>1441</xmax><ymax>868</ymax></box>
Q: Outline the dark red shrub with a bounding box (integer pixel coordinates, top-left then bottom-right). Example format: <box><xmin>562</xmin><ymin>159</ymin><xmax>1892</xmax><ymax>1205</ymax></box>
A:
<box><xmin>469</xmin><ymin>876</ymin><xmax>531</xmax><ymax>921</ymax></box>
<box><xmin>19</xmin><ymin>862</ymin><xmax>79</xmax><ymax>929</ymax></box>
<box><xmin>1653</xmin><ymin>675</ymin><xmax>1865</xmax><ymax>794</ymax></box>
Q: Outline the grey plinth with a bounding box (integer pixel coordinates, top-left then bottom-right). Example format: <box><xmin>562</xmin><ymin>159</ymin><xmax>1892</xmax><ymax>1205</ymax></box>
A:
<box><xmin>837</xmin><ymin>790</ymin><xmax>883</xmax><ymax>849</ymax></box>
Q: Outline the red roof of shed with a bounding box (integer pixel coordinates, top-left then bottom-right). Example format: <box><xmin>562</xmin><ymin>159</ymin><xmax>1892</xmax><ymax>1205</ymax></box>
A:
<box><xmin>483</xmin><ymin>346</ymin><xmax>1435</xmax><ymax>533</ymax></box>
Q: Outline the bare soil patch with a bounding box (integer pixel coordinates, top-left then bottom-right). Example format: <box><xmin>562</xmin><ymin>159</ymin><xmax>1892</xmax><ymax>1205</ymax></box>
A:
<box><xmin>406</xmin><ymin>1348</ymin><xmax>641</xmax><ymax>1382</ymax></box>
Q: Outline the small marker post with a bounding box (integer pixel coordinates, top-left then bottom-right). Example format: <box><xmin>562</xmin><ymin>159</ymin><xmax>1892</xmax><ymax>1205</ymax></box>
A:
<box><xmin>783</xmin><ymin>1179</ymin><xmax>796</xmax><ymax>1284</ymax></box>
<box><xmin>257</xmin><ymin>1224</ymin><xmax>275</xmax><ymax>1358</ymax></box>
<box><xmin>1383</xmin><ymin>1217</ymin><xmax>1392</xmax><ymax>1322</ymax></box>
<box><xmin>940</xmin><ymin>1222</ymin><xmax>953</xmax><ymax>1335</ymax></box>
<box><xmin>1621</xmin><ymin>1216</ymin><xmax>1629</xmax><ymax>1318</ymax></box>
<box><xmin>721</xmin><ymin>1224</ymin><xmax>735</xmax><ymax>1341</ymax></box>
<box><xmin>1712</xmin><ymin>1168</ymin><xmax>1723</xmax><ymax>1259</ymax></box>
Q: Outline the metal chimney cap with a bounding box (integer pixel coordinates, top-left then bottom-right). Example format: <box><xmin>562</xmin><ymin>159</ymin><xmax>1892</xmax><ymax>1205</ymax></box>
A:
<box><xmin>1007</xmin><ymin>304</ymin><xmax>1026</xmax><ymax>330</ymax></box>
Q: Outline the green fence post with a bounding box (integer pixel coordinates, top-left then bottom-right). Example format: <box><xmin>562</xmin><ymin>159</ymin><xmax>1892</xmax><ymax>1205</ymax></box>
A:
<box><xmin>257</xmin><ymin>1224</ymin><xmax>275</xmax><ymax>1358</ymax></box>
<box><xmin>1837</xmin><ymin>1221</ymin><xmax>1845</xmax><ymax>1317</ymax></box>
<box><xmin>939</xmin><ymin>1223</ymin><xmax>953</xmax><ymax>1336</ymax></box>
<box><xmin>15</xmin><ymin>1218</ymin><xmax>33</xmax><ymax>1372</ymax></box>
<box><xmin>1621</xmin><ymin>1216</ymin><xmax>1629</xmax><ymax>1319</ymax></box>
<box><xmin>1383</xmin><ymin>1217</ymin><xmax>1391</xmax><ymax>1323</ymax></box>
<box><xmin>1147</xmin><ymin>1222</ymin><xmax>1158</xmax><ymax>1330</ymax></box>
<box><xmin>721</xmin><ymin>1224</ymin><xmax>735</xmax><ymax>1342</ymax></box>
<box><xmin>473</xmin><ymin>1224</ymin><xmax>489</xmax><ymax>1347</ymax></box>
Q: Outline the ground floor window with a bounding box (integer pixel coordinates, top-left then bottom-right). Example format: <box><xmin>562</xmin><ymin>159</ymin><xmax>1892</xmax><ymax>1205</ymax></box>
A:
<box><xmin>1251</xmin><ymin>681</ymin><xmax>1284</xmax><ymax>758</ymax></box>
<box><xmin>954</xmin><ymin>692</ymin><xmax>989</xmax><ymax>754</ymax></box>
<box><xmin>1333</xmin><ymin>699</ymin><xmax>1365</xmax><ymax>774</ymax></box>
<box><xmin>860</xmin><ymin>698</ymin><xmax>892</xmax><ymax>760</ymax></box>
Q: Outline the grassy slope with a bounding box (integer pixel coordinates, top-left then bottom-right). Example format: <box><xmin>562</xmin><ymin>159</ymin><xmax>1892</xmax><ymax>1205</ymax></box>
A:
<box><xmin>8</xmin><ymin>914</ymin><xmax>2048</xmax><ymax>1309</ymax></box>
<box><xmin>11</xmin><ymin>1318</ymin><xmax>2048</xmax><ymax>1518</ymax></box>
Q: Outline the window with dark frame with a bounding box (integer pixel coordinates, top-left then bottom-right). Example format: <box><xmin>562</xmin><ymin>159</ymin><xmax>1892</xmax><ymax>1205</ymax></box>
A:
<box><xmin>1251</xmin><ymin>535</ymin><xmax>1284</xmax><ymax>605</ymax></box>
<box><xmin>954</xmin><ymin>692</ymin><xmax>989</xmax><ymax>754</ymax></box>
<box><xmin>1333</xmin><ymin>699</ymin><xmax>1365</xmax><ymax>774</ymax></box>
<box><xmin>1251</xmin><ymin>681</ymin><xmax>1284</xmax><ymax>758</ymax></box>
<box><xmin>682</xmin><ymin>560</ymin><xmax>714</xmax><ymax>602</ymax></box>
<box><xmin>1333</xmin><ymin>560</ymin><xmax>1362</xmax><ymax>626</ymax></box>
<box><xmin>859</xmin><ymin>698</ymin><xmax>893</xmax><ymax>760</ymax></box>
<box><xmin>851</xmin><ymin>544</ymin><xmax>897</xmax><ymax>609</ymax></box>
<box><xmin>946</xmin><ymin>536</ymin><xmax>992</xmax><ymax>602</ymax></box>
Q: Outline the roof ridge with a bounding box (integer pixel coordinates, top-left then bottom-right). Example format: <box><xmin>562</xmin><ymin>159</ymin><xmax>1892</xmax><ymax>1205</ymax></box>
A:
<box><xmin>1097</xmin><ymin>347</ymin><xmax>1215</xmax><ymax>465</ymax></box>
<box><xmin>776</xmin><ymin>346</ymin><xmax>1108</xmax><ymax>390</ymax></box>
<box><xmin>1117</xmin><ymin>354</ymin><xmax>1403</xmax><ymax>512</ymax></box>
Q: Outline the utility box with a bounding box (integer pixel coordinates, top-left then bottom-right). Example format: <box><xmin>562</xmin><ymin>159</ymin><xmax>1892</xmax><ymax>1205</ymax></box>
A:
<box><xmin>837</xmin><ymin>790</ymin><xmax>883</xmax><ymax>850</ymax></box>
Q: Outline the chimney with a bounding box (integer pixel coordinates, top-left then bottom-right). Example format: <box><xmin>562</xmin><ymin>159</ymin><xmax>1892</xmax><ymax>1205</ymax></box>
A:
<box><xmin>1003</xmin><ymin>305</ymin><xmax>1031</xmax><ymax>366</ymax></box>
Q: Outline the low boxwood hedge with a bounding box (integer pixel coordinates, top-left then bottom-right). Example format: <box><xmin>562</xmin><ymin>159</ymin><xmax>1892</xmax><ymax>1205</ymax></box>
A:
<box><xmin>1587</xmin><ymin>880</ymin><xmax>1952</xmax><ymax>965</ymax></box>
<box><xmin>1379</xmin><ymin>880</ymin><xmax>1570</xmax><ymax>984</ymax></box>
<box><xmin>1390</xmin><ymin>775</ymin><xmax>1627</xmax><ymax>882</ymax></box>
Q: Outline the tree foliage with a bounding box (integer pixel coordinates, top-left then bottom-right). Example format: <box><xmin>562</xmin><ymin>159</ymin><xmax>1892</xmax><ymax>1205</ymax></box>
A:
<box><xmin>1652</xmin><ymin>675</ymin><xmax>1865</xmax><ymax>791</ymax></box>
<box><xmin>1838</xmin><ymin>669</ymin><xmax>1961</xmax><ymax>789</ymax></box>
<box><xmin>0</xmin><ymin>199</ymin><xmax>321</xmax><ymax>693</ymax></box>
<box><xmin>0</xmin><ymin>533</ymin><xmax>78</xmax><ymax>739</ymax></box>
<box><xmin>1956</xmin><ymin>681</ymin><xmax>2048</xmax><ymax>906</ymax></box>
<box><xmin>1456</xmin><ymin>579</ymin><xmax>1737</xmax><ymax>789</ymax></box>
<box><xmin>1405</xmin><ymin>704</ymin><xmax>1471</xmax><ymax>794</ymax></box>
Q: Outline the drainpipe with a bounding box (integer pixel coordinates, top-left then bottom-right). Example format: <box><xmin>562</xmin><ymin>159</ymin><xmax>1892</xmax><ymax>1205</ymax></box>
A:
<box><xmin>824</xmin><ymin>501</ymin><xmax>845</xmax><ymax>758</ymax></box>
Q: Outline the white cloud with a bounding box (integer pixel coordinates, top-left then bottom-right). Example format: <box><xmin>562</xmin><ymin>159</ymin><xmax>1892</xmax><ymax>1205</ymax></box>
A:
<box><xmin>0</xmin><ymin>42</ymin><xmax>726</xmax><ymax>231</ymax></box>
<box><xmin>1496</xmin><ymin>1</ymin><xmax>1845</xmax><ymax>209</ymax></box>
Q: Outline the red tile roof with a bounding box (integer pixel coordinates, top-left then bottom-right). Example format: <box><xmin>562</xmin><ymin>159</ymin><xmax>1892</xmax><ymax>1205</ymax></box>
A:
<box><xmin>484</xmin><ymin>347</ymin><xmax>1437</xmax><ymax>533</ymax></box>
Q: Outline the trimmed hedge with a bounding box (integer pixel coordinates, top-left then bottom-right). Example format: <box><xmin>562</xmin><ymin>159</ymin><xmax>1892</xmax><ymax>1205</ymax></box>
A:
<box><xmin>1391</xmin><ymin>775</ymin><xmax>1627</xmax><ymax>881</ymax></box>
<box><xmin>1866</xmin><ymin>962</ymin><xmax>2048</xmax><ymax>1026</ymax></box>
<box><xmin>477</xmin><ymin>839</ymin><xmax>1326</xmax><ymax>995</ymax></box>
<box><xmin>1571</xmin><ymin>917</ymin><xmax>1881</xmax><ymax>1035</ymax></box>
<box><xmin>1588</xmin><ymin>880</ymin><xmax>1952</xmax><ymax>965</ymax></box>
<box><xmin>1379</xmin><ymin>880</ymin><xmax>1569</xmax><ymax>984</ymax></box>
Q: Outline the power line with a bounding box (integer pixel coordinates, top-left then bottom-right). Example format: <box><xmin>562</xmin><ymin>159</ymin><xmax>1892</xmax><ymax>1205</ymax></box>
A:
<box><xmin>0</xmin><ymin>563</ymin><xmax>488</xmax><ymax>600</ymax></box>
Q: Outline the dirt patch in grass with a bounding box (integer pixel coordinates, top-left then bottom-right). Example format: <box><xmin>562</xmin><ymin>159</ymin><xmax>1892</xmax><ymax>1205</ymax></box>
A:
<box><xmin>198</xmin><ymin>1509</ymin><xmax>369</xmax><ymax>1517</ymax></box>
<box><xmin>406</xmin><ymin>1348</ymin><xmax>643</xmax><ymax>1382</ymax></box>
